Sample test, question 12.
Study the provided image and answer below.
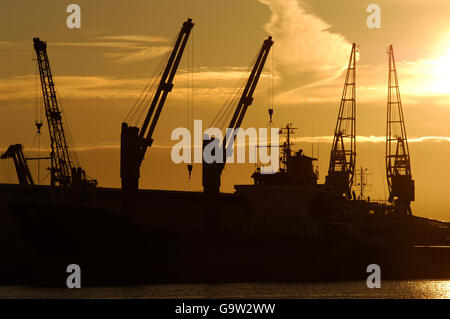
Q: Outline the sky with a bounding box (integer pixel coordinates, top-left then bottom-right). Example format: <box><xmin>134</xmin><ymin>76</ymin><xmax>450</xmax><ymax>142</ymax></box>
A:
<box><xmin>0</xmin><ymin>0</ymin><xmax>449</xmax><ymax>220</ymax></box>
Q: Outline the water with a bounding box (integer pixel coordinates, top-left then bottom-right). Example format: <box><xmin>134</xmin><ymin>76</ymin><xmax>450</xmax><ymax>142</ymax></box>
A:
<box><xmin>0</xmin><ymin>281</ymin><xmax>449</xmax><ymax>299</ymax></box>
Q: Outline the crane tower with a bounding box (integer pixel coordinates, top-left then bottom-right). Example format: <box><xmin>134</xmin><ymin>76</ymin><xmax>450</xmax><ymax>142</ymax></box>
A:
<box><xmin>386</xmin><ymin>45</ymin><xmax>414</xmax><ymax>215</ymax></box>
<box><xmin>33</xmin><ymin>37</ymin><xmax>95</xmax><ymax>196</ymax></box>
<box><xmin>326</xmin><ymin>43</ymin><xmax>357</xmax><ymax>199</ymax></box>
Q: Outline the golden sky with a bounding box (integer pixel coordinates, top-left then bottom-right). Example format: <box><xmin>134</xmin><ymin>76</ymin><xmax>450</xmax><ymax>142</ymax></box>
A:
<box><xmin>0</xmin><ymin>0</ymin><xmax>449</xmax><ymax>220</ymax></box>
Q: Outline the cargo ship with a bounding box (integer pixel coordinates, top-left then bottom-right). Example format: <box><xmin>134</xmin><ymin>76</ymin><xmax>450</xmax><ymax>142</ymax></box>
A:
<box><xmin>0</xmin><ymin>121</ymin><xmax>449</xmax><ymax>286</ymax></box>
<box><xmin>0</xmin><ymin>20</ymin><xmax>449</xmax><ymax>286</ymax></box>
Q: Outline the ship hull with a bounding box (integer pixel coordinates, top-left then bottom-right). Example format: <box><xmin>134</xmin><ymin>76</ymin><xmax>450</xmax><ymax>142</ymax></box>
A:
<box><xmin>0</xmin><ymin>183</ymin><xmax>449</xmax><ymax>286</ymax></box>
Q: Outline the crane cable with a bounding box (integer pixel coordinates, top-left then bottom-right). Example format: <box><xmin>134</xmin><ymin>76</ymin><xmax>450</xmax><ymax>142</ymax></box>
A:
<box><xmin>186</xmin><ymin>29</ymin><xmax>194</xmax><ymax>181</ymax></box>
<box><xmin>267</xmin><ymin>46</ymin><xmax>275</xmax><ymax>128</ymax></box>
<box><xmin>34</xmin><ymin>48</ymin><xmax>42</xmax><ymax>182</ymax></box>
<box><xmin>124</xmin><ymin>35</ymin><xmax>178</xmax><ymax>127</ymax></box>
<box><xmin>260</xmin><ymin>47</ymin><xmax>275</xmax><ymax>170</ymax></box>
<box><xmin>28</xmin><ymin>49</ymin><xmax>51</xmax><ymax>184</ymax></box>
<box><xmin>209</xmin><ymin>51</ymin><xmax>259</xmax><ymax>132</ymax></box>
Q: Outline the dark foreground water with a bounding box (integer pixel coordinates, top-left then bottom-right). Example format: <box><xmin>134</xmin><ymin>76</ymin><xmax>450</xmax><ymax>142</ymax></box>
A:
<box><xmin>0</xmin><ymin>281</ymin><xmax>449</xmax><ymax>299</ymax></box>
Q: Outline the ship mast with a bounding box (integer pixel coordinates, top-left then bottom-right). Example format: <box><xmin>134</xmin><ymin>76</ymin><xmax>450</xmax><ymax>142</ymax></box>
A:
<box><xmin>279</xmin><ymin>123</ymin><xmax>297</xmax><ymax>171</ymax></box>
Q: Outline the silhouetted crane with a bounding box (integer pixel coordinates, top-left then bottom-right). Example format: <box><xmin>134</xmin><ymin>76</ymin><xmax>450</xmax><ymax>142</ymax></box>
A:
<box><xmin>33</xmin><ymin>37</ymin><xmax>96</xmax><ymax>195</ymax></box>
<box><xmin>202</xmin><ymin>36</ymin><xmax>274</xmax><ymax>194</ymax></box>
<box><xmin>326</xmin><ymin>43</ymin><xmax>357</xmax><ymax>199</ymax></box>
<box><xmin>1</xmin><ymin>144</ymin><xmax>34</xmax><ymax>186</ymax></box>
<box><xmin>120</xmin><ymin>18</ymin><xmax>194</xmax><ymax>215</ymax></box>
<box><xmin>386</xmin><ymin>45</ymin><xmax>414</xmax><ymax>215</ymax></box>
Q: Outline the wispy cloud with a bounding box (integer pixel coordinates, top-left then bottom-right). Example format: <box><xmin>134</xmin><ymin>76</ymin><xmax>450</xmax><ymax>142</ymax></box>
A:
<box><xmin>257</xmin><ymin>0</ymin><xmax>352</xmax><ymax>98</ymax></box>
<box><xmin>0</xmin><ymin>34</ymin><xmax>172</xmax><ymax>64</ymax></box>
<box><xmin>6</xmin><ymin>135</ymin><xmax>447</xmax><ymax>156</ymax></box>
<box><xmin>255</xmin><ymin>0</ymin><xmax>448</xmax><ymax>107</ymax></box>
<box><xmin>0</xmin><ymin>67</ymin><xmax>259</xmax><ymax>101</ymax></box>
<box><xmin>292</xmin><ymin>135</ymin><xmax>450</xmax><ymax>143</ymax></box>
<box><xmin>53</xmin><ymin>37</ymin><xmax>171</xmax><ymax>64</ymax></box>
<box><xmin>98</xmin><ymin>35</ymin><xmax>170</xmax><ymax>43</ymax></box>
<box><xmin>0</xmin><ymin>143</ymin><xmax>171</xmax><ymax>154</ymax></box>
<box><xmin>103</xmin><ymin>46</ymin><xmax>171</xmax><ymax>63</ymax></box>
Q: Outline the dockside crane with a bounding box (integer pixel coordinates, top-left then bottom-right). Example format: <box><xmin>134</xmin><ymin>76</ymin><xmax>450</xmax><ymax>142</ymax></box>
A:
<box><xmin>202</xmin><ymin>36</ymin><xmax>274</xmax><ymax>194</ymax></box>
<box><xmin>1</xmin><ymin>144</ymin><xmax>34</xmax><ymax>186</ymax></box>
<box><xmin>120</xmin><ymin>18</ymin><xmax>194</xmax><ymax>214</ymax></box>
<box><xmin>33</xmin><ymin>37</ymin><xmax>95</xmax><ymax>194</ymax></box>
<box><xmin>326</xmin><ymin>43</ymin><xmax>357</xmax><ymax>199</ymax></box>
<box><xmin>386</xmin><ymin>45</ymin><xmax>414</xmax><ymax>215</ymax></box>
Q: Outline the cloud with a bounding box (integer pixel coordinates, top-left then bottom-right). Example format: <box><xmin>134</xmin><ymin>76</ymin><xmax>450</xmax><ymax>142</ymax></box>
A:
<box><xmin>5</xmin><ymin>135</ymin><xmax>446</xmax><ymax>157</ymax></box>
<box><xmin>0</xmin><ymin>68</ymin><xmax>258</xmax><ymax>101</ymax></box>
<box><xmin>98</xmin><ymin>35</ymin><xmax>170</xmax><ymax>43</ymax></box>
<box><xmin>0</xmin><ymin>41</ymin><xmax>27</xmax><ymax>48</ymax></box>
<box><xmin>254</xmin><ymin>0</ymin><xmax>450</xmax><ymax>108</ymax></box>
<box><xmin>0</xmin><ymin>75</ymin><xmax>144</xmax><ymax>100</ymax></box>
<box><xmin>292</xmin><ymin>135</ymin><xmax>450</xmax><ymax>144</ymax></box>
<box><xmin>257</xmin><ymin>0</ymin><xmax>352</xmax><ymax>99</ymax></box>
<box><xmin>103</xmin><ymin>46</ymin><xmax>171</xmax><ymax>63</ymax></box>
<box><xmin>51</xmin><ymin>41</ymin><xmax>141</xmax><ymax>49</ymax></box>
<box><xmin>53</xmin><ymin>38</ymin><xmax>171</xmax><ymax>64</ymax></box>
<box><xmin>0</xmin><ymin>35</ymin><xmax>172</xmax><ymax>64</ymax></box>
<box><xmin>0</xmin><ymin>143</ymin><xmax>171</xmax><ymax>154</ymax></box>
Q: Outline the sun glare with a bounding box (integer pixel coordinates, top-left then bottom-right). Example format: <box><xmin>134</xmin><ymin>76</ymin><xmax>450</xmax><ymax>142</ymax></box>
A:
<box><xmin>428</xmin><ymin>39</ymin><xmax>450</xmax><ymax>94</ymax></box>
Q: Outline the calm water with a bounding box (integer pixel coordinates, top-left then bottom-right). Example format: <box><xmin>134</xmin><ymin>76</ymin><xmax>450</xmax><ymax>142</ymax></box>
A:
<box><xmin>0</xmin><ymin>281</ymin><xmax>449</xmax><ymax>299</ymax></box>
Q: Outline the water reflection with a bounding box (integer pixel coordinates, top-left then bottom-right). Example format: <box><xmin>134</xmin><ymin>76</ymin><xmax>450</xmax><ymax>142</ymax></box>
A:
<box><xmin>0</xmin><ymin>280</ymin><xmax>449</xmax><ymax>298</ymax></box>
<box><xmin>397</xmin><ymin>281</ymin><xmax>450</xmax><ymax>299</ymax></box>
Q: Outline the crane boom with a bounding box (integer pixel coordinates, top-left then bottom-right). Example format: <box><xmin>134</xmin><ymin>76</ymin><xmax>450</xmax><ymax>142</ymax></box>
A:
<box><xmin>386</xmin><ymin>45</ymin><xmax>414</xmax><ymax>215</ymax></box>
<box><xmin>202</xmin><ymin>36</ymin><xmax>273</xmax><ymax>194</ymax></box>
<box><xmin>120</xmin><ymin>18</ymin><xmax>194</xmax><ymax>214</ymax></box>
<box><xmin>326</xmin><ymin>43</ymin><xmax>357</xmax><ymax>199</ymax></box>
<box><xmin>1</xmin><ymin>144</ymin><xmax>34</xmax><ymax>186</ymax></box>
<box><xmin>33</xmin><ymin>37</ymin><xmax>73</xmax><ymax>188</ymax></box>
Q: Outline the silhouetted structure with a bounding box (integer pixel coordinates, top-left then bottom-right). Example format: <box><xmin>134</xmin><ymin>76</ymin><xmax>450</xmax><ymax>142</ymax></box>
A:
<box><xmin>1</xmin><ymin>144</ymin><xmax>34</xmax><ymax>186</ymax></box>
<box><xmin>386</xmin><ymin>45</ymin><xmax>414</xmax><ymax>215</ymax></box>
<box><xmin>120</xmin><ymin>18</ymin><xmax>194</xmax><ymax>216</ymax></box>
<box><xmin>326</xmin><ymin>43</ymin><xmax>357</xmax><ymax>199</ymax></box>
<box><xmin>202</xmin><ymin>36</ymin><xmax>273</xmax><ymax>194</ymax></box>
<box><xmin>251</xmin><ymin>123</ymin><xmax>318</xmax><ymax>186</ymax></box>
<box><xmin>0</xmin><ymin>33</ymin><xmax>448</xmax><ymax>288</ymax></box>
<box><xmin>33</xmin><ymin>37</ymin><xmax>95</xmax><ymax>196</ymax></box>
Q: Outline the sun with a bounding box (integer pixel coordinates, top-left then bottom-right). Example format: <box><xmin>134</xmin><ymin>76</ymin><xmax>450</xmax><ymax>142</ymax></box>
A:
<box><xmin>397</xmin><ymin>44</ymin><xmax>450</xmax><ymax>97</ymax></box>
<box><xmin>429</xmin><ymin>42</ymin><xmax>450</xmax><ymax>94</ymax></box>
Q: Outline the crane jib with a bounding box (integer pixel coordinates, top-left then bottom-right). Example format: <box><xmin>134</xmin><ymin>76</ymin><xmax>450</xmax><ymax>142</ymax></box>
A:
<box><xmin>139</xmin><ymin>18</ymin><xmax>194</xmax><ymax>142</ymax></box>
<box><xmin>33</xmin><ymin>37</ymin><xmax>95</xmax><ymax>192</ymax></box>
<box><xmin>202</xmin><ymin>36</ymin><xmax>273</xmax><ymax>194</ymax></box>
<box><xmin>33</xmin><ymin>37</ymin><xmax>74</xmax><ymax>187</ymax></box>
<box><xmin>221</xmin><ymin>36</ymin><xmax>273</xmax><ymax>167</ymax></box>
